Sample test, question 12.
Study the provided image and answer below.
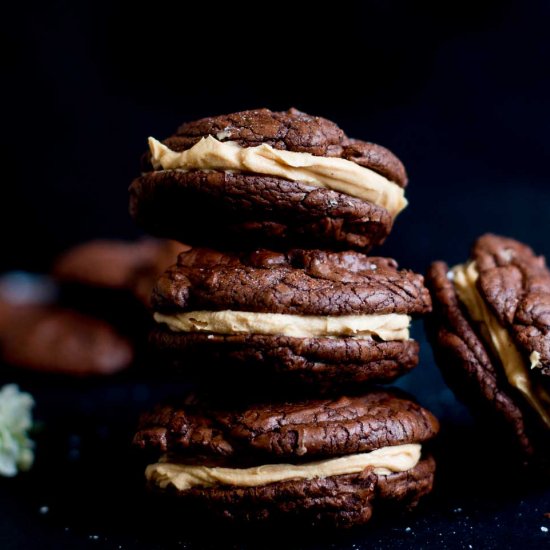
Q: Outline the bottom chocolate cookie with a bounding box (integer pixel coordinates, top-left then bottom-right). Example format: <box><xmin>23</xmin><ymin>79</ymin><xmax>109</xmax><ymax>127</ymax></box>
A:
<box><xmin>150</xmin><ymin>329</ymin><xmax>419</xmax><ymax>391</ymax></box>
<box><xmin>150</xmin><ymin>456</ymin><xmax>435</xmax><ymax>528</ymax></box>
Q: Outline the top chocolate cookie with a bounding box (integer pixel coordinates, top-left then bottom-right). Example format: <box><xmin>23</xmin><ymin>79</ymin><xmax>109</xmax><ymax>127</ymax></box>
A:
<box><xmin>129</xmin><ymin>108</ymin><xmax>408</xmax><ymax>250</ymax></box>
<box><xmin>163</xmin><ymin>108</ymin><xmax>407</xmax><ymax>184</ymax></box>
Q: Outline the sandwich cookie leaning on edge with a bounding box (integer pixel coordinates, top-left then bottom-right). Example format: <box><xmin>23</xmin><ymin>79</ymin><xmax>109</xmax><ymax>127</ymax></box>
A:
<box><xmin>426</xmin><ymin>234</ymin><xmax>550</xmax><ymax>460</ymax></box>
<box><xmin>133</xmin><ymin>389</ymin><xmax>439</xmax><ymax>527</ymax></box>
<box><xmin>129</xmin><ymin>108</ymin><xmax>408</xmax><ymax>251</ymax></box>
<box><xmin>149</xmin><ymin>247</ymin><xmax>432</xmax><ymax>390</ymax></box>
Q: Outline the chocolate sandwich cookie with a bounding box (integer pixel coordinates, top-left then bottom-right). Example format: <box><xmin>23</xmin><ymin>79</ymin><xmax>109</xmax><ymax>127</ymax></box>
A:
<box><xmin>150</xmin><ymin>247</ymin><xmax>431</xmax><ymax>390</ymax></box>
<box><xmin>129</xmin><ymin>108</ymin><xmax>408</xmax><ymax>250</ymax></box>
<box><xmin>426</xmin><ymin>234</ymin><xmax>550</xmax><ymax>458</ymax></box>
<box><xmin>133</xmin><ymin>390</ymin><xmax>439</xmax><ymax>527</ymax></box>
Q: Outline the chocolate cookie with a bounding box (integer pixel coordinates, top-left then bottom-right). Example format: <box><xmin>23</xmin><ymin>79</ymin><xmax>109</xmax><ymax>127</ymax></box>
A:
<box><xmin>150</xmin><ymin>247</ymin><xmax>431</xmax><ymax>390</ymax></box>
<box><xmin>426</xmin><ymin>234</ymin><xmax>550</xmax><ymax>459</ymax></box>
<box><xmin>0</xmin><ymin>301</ymin><xmax>133</xmax><ymax>376</ymax></box>
<box><xmin>129</xmin><ymin>108</ymin><xmax>408</xmax><ymax>251</ymax></box>
<box><xmin>53</xmin><ymin>238</ymin><xmax>189</xmax><ymax>307</ymax></box>
<box><xmin>51</xmin><ymin>238</ymin><xmax>189</xmax><ymax>347</ymax></box>
<box><xmin>133</xmin><ymin>390</ymin><xmax>439</xmax><ymax>527</ymax></box>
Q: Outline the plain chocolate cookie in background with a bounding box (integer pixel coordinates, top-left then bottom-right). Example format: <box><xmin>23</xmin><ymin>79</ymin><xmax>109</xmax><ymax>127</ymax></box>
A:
<box><xmin>52</xmin><ymin>238</ymin><xmax>189</xmax><ymax>308</ymax></box>
<box><xmin>0</xmin><ymin>239</ymin><xmax>187</xmax><ymax>377</ymax></box>
<box><xmin>0</xmin><ymin>300</ymin><xmax>134</xmax><ymax>376</ymax></box>
<box><xmin>51</xmin><ymin>238</ymin><xmax>188</xmax><ymax>341</ymax></box>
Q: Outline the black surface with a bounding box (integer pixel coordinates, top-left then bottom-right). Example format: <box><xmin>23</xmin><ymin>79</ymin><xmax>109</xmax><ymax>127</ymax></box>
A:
<box><xmin>2</xmin><ymin>0</ymin><xmax>550</xmax><ymax>547</ymax></box>
<box><xmin>0</xmin><ymin>328</ymin><xmax>549</xmax><ymax>549</ymax></box>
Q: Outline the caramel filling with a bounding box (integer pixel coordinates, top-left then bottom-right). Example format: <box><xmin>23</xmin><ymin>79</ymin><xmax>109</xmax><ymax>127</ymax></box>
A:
<box><xmin>145</xmin><ymin>444</ymin><xmax>421</xmax><ymax>491</ymax></box>
<box><xmin>452</xmin><ymin>262</ymin><xmax>550</xmax><ymax>428</ymax></box>
<box><xmin>148</xmin><ymin>136</ymin><xmax>407</xmax><ymax>218</ymax></box>
<box><xmin>154</xmin><ymin>310</ymin><xmax>410</xmax><ymax>341</ymax></box>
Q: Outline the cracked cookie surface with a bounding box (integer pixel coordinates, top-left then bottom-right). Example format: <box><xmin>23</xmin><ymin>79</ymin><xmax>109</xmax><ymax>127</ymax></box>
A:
<box><xmin>134</xmin><ymin>390</ymin><xmax>438</xmax><ymax>527</ymax></box>
<box><xmin>426</xmin><ymin>261</ymin><xmax>536</xmax><ymax>455</ymax></box>
<box><xmin>149</xmin><ymin>331</ymin><xmax>420</xmax><ymax>391</ymax></box>
<box><xmin>426</xmin><ymin>234</ymin><xmax>550</xmax><ymax>459</ymax></box>
<box><xmin>160</xmin><ymin>456</ymin><xmax>436</xmax><ymax>528</ymax></box>
<box><xmin>149</xmin><ymin>247</ymin><xmax>430</xmax><ymax>388</ymax></box>
<box><xmin>134</xmin><ymin>390</ymin><xmax>439</xmax><ymax>458</ymax></box>
<box><xmin>152</xmin><ymin>247</ymin><xmax>431</xmax><ymax>316</ymax></box>
<box><xmin>472</xmin><ymin>234</ymin><xmax>550</xmax><ymax>374</ymax></box>
<box><xmin>129</xmin><ymin>108</ymin><xmax>408</xmax><ymax>250</ymax></box>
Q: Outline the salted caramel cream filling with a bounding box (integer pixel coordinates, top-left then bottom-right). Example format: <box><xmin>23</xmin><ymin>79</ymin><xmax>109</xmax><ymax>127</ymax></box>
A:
<box><xmin>145</xmin><ymin>443</ymin><xmax>421</xmax><ymax>491</ymax></box>
<box><xmin>452</xmin><ymin>262</ymin><xmax>550</xmax><ymax>428</ymax></box>
<box><xmin>154</xmin><ymin>310</ymin><xmax>410</xmax><ymax>341</ymax></box>
<box><xmin>148</xmin><ymin>135</ymin><xmax>407</xmax><ymax>218</ymax></box>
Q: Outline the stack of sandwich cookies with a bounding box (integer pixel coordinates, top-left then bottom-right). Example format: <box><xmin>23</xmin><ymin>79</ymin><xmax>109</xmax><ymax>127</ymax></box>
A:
<box><xmin>130</xmin><ymin>108</ymin><xmax>408</xmax><ymax>250</ymax></box>
<box><xmin>129</xmin><ymin>108</ymin><xmax>439</xmax><ymax>526</ymax></box>
<box><xmin>151</xmin><ymin>247</ymin><xmax>431</xmax><ymax>390</ymax></box>
<box><xmin>134</xmin><ymin>390</ymin><xmax>439</xmax><ymax>527</ymax></box>
<box><xmin>426</xmin><ymin>234</ymin><xmax>550</xmax><ymax>459</ymax></box>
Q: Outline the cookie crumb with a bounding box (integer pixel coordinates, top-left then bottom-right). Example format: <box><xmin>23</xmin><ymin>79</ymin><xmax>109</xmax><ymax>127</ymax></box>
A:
<box><xmin>499</xmin><ymin>248</ymin><xmax>514</xmax><ymax>262</ymax></box>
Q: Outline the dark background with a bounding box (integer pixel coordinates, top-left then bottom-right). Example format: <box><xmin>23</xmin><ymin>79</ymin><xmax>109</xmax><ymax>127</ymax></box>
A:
<box><xmin>1</xmin><ymin>1</ymin><xmax>550</xmax><ymax>548</ymax></box>
<box><xmin>4</xmin><ymin>0</ymin><xmax>550</xmax><ymax>274</ymax></box>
